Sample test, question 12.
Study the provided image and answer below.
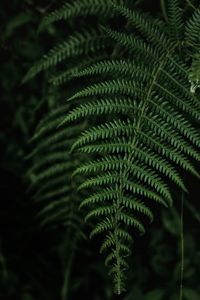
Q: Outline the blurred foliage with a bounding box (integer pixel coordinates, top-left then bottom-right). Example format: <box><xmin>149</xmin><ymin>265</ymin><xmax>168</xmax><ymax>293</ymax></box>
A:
<box><xmin>0</xmin><ymin>0</ymin><xmax>200</xmax><ymax>299</ymax></box>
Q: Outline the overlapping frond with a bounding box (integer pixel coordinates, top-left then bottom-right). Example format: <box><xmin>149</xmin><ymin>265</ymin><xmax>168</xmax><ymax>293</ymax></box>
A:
<box><xmin>28</xmin><ymin>106</ymin><xmax>86</xmax><ymax>232</ymax></box>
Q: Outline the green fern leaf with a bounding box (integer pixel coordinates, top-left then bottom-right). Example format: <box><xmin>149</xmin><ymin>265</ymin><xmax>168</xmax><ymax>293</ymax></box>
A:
<box><xmin>39</xmin><ymin>0</ymin><xmax>116</xmax><ymax>31</ymax></box>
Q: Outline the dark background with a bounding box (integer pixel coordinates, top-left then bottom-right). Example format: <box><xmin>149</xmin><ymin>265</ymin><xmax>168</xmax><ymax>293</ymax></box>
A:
<box><xmin>0</xmin><ymin>1</ymin><xmax>200</xmax><ymax>299</ymax></box>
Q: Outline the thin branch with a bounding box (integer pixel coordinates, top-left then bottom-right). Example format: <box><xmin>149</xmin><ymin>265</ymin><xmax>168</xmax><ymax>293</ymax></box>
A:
<box><xmin>185</xmin><ymin>198</ymin><xmax>200</xmax><ymax>224</ymax></box>
<box><xmin>160</xmin><ymin>0</ymin><xmax>169</xmax><ymax>22</ymax></box>
<box><xmin>179</xmin><ymin>191</ymin><xmax>184</xmax><ymax>300</ymax></box>
<box><xmin>186</xmin><ymin>0</ymin><xmax>196</xmax><ymax>10</ymax></box>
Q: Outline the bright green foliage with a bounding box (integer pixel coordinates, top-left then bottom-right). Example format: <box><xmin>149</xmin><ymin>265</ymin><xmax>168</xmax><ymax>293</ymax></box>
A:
<box><xmin>26</xmin><ymin>0</ymin><xmax>200</xmax><ymax>294</ymax></box>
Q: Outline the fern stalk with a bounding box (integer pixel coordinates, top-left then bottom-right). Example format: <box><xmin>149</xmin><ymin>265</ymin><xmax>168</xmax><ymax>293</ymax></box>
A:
<box><xmin>179</xmin><ymin>191</ymin><xmax>184</xmax><ymax>300</ymax></box>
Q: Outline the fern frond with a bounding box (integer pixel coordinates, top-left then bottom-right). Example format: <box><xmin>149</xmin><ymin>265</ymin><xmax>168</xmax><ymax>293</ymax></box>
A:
<box><xmin>147</xmin><ymin>97</ymin><xmax>200</xmax><ymax>147</ymax></box>
<box><xmin>60</xmin><ymin>97</ymin><xmax>137</xmax><ymax>126</ymax></box>
<box><xmin>66</xmin><ymin>13</ymin><xmax>200</xmax><ymax>290</ymax></box>
<box><xmin>77</xmin><ymin>142</ymin><xmax>186</xmax><ymax>191</ymax></box>
<box><xmin>74</xmin><ymin>156</ymin><xmax>172</xmax><ymax>204</ymax></box>
<box><xmin>68</xmin><ymin>79</ymin><xmax>141</xmax><ymax>101</ymax></box>
<box><xmin>70</xmin><ymin>59</ymin><xmax>150</xmax><ymax>81</ymax></box>
<box><xmin>23</xmin><ymin>29</ymin><xmax>112</xmax><ymax>82</ymax></box>
<box><xmin>112</xmin><ymin>2</ymin><xmax>172</xmax><ymax>49</ymax></box>
<box><xmin>168</xmin><ymin>0</ymin><xmax>184</xmax><ymax>42</ymax></box>
<box><xmin>71</xmin><ymin>120</ymin><xmax>136</xmax><ymax>150</ymax></box>
<box><xmin>27</xmin><ymin>105</ymin><xmax>86</xmax><ymax>235</ymax></box>
<box><xmin>34</xmin><ymin>186</ymin><xmax>71</xmax><ymax>203</ymax></box>
<box><xmin>186</xmin><ymin>5</ymin><xmax>200</xmax><ymax>95</ymax></box>
<box><xmin>120</xmin><ymin>197</ymin><xmax>153</xmax><ymax>222</ymax></box>
<box><xmin>27</xmin><ymin>0</ymin><xmax>200</xmax><ymax>294</ymax></box>
<box><xmin>39</xmin><ymin>0</ymin><xmax>115</xmax><ymax>31</ymax></box>
<box><xmin>78</xmin><ymin>172</ymin><xmax>167</xmax><ymax>206</ymax></box>
<box><xmin>49</xmin><ymin>53</ymin><xmax>108</xmax><ymax>86</ymax></box>
<box><xmin>79</xmin><ymin>189</ymin><xmax>119</xmax><ymax>208</ymax></box>
<box><xmin>102</xmin><ymin>27</ymin><xmax>161</xmax><ymax>61</ymax></box>
<box><xmin>185</xmin><ymin>6</ymin><xmax>200</xmax><ymax>48</ymax></box>
<box><xmin>188</xmin><ymin>52</ymin><xmax>200</xmax><ymax>93</ymax></box>
<box><xmin>28</xmin><ymin>123</ymin><xmax>84</xmax><ymax>159</ymax></box>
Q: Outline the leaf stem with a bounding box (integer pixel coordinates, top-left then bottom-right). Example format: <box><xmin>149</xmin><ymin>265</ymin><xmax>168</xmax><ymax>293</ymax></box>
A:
<box><xmin>179</xmin><ymin>191</ymin><xmax>184</xmax><ymax>300</ymax></box>
<box><xmin>186</xmin><ymin>0</ymin><xmax>196</xmax><ymax>10</ymax></box>
<box><xmin>160</xmin><ymin>0</ymin><xmax>168</xmax><ymax>22</ymax></box>
<box><xmin>185</xmin><ymin>198</ymin><xmax>200</xmax><ymax>224</ymax></box>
